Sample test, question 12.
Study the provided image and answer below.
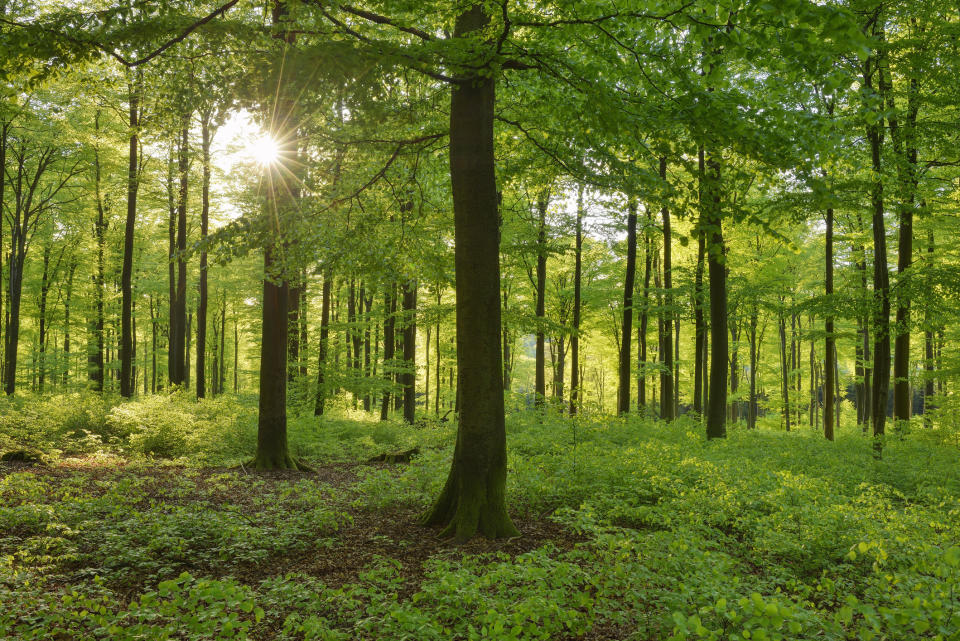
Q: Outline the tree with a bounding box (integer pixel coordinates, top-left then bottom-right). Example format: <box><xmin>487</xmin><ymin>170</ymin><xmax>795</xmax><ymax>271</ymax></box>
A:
<box><xmin>422</xmin><ymin>5</ymin><xmax>519</xmax><ymax>542</ymax></box>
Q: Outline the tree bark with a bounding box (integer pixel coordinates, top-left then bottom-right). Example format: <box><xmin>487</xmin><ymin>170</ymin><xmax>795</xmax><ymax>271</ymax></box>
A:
<box><xmin>255</xmin><ymin>246</ymin><xmax>296</xmax><ymax>468</ymax></box>
<box><xmin>866</xmin><ymin>39</ymin><xmax>891</xmax><ymax>447</ymax></box>
<box><xmin>534</xmin><ymin>191</ymin><xmax>548</xmax><ymax>406</ymax></box>
<box><xmin>923</xmin><ymin>230</ymin><xmax>935</xmax><ymax>426</ymax></box>
<box><xmin>659</xmin><ymin>157</ymin><xmax>675</xmax><ymax>421</ymax></box>
<box><xmin>315</xmin><ymin>272</ymin><xmax>332</xmax><ymax>416</ymax></box>
<box><xmin>569</xmin><ymin>185</ymin><xmax>583</xmax><ymax>416</ymax></box>
<box><xmin>704</xmin><ymin>149</ymin><xmax>727</xmax><ymax>438</ymax></box>
<box><xmin>423</xmin><ymin>4</ymin><xmax>518</xmax><ymax>541</ymax></box>
<box><xmin>120</xmin><ymin>73</ymin><xmax>141</xmax><ymax>397</ymax></box>
<box><xmin>380</xmin><ymin>284</ymin><xmax>396</xmax><ymax>421</ymax></box>
<box><xmin>693</xmin><ymin>147</ymin><xmax>706</xmax><ymax>416</ymax></box>
<box><xmin>401</xmin><ymin>280</ymin><xmax>417</xmax><ymax>424</ymax></box>
<box><xmin>638</xmin><ymin>215</ymin><xmax>652</xmax><ymax>411</ymax></box>
<box><xmin>824</xmin><ymin>206</ymin><xmax>835</xmax><ymax>440</ymax></box>
<box><xmin>168</xmin><ymin>117</ymin><xmax>189</xmax><ymax>387</ymax></box>
<box><xmin>617</xmin><ymin>198</ymin><xmax>638</xmax><ymax>415</ymax></box>
<box><xmin>196</xmin><ymin>110</ymin><xmax>212</xmax><ymax>398</ymax></box>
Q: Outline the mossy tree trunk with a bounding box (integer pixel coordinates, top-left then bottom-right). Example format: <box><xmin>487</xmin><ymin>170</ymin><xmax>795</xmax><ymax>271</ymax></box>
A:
<box><xmin>422</xmin><ymin>3</ymin><xmax>518</xmax><ymax>542</ymax></box>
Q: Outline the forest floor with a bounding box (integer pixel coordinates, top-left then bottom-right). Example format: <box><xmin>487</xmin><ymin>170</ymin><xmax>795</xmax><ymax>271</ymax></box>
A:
<box><xmin>2</xmin><ymin>393</ymin><xmax>960</xmax><ymax>640</ymax></box>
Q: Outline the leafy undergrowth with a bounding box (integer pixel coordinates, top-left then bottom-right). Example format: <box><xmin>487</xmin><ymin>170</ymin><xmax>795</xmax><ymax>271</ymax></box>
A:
<box><xmin>2</xmin><ymin>392</ymin><xmax>960</xmax><ymax>640</ymax></box>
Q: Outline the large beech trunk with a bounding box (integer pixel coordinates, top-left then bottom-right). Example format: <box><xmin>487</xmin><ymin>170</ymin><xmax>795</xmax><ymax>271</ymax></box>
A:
<box><xmin>255</xmin><ymin>246</ymin><xmax>296</xmax><ymax>469</ymax></box>
<box><xmin>422</xmin><ymin>4</ymin><xmax>518</xmax><ymax>542</ymax></box>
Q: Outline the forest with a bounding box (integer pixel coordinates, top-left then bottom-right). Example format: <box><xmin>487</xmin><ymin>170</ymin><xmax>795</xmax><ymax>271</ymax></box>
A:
<box><xmin>1</xmin><ymin>0</ymin><xmax>959</xmax><ymax>639</ymax></box>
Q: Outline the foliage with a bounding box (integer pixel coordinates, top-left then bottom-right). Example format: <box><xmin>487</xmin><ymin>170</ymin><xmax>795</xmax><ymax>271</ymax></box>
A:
<box><xmin>4</xmin><ymin>400</ymin><xmax>960</xmax><ymax>639</ymax></box>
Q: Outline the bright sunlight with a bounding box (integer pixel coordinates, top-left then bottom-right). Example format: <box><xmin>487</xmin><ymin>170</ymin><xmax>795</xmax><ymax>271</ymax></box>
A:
<box><xmin>248</xmin><ymin>134</ymin><xmax>280</xmax><ymax>166</ymax></box>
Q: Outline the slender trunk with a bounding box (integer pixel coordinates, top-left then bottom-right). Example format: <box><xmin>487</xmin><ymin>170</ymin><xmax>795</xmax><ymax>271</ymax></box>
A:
<box><xmin>748</xmin><ymin>310</ymin><xmax>758</xmax><ymax>429</ymax></box>
<box><xmin>120</xmin><ymin>73</ymin><xmax>141</xmax><ymax>397</ymax></box>
<box><xmin>889</xmin><ymin>73</ymin><xmax>918</xmax><ymax>425</ymax></box>
<box><xmin>618</xmin><ymin>198</ymin><xmax>638</xmax><ymax>415</ymax></box>
<box><xmin>866</xmin><ymin>43</ymin><xmax>891</xmax><ymax>447</ymax></box>
<box><xmin>693</xmin><ymin>147</ymin><xmax>706</xmax><ymax>416</ymax></box>
<box><xmin>288</xmin><ymin>279</ymin><xmax>301</xmax><ymax>382</ymax></box>
<box><xmin>534</xmin><ymin>192</ymin><xmax>548</xmax><ymax>406</ymax></box>
<box><xmin>219</xmin><ymin>295</ymin><xmax>226</xmax><ymax>395</ymax></box>
<box><xmin>197</xmin><ymin>111</ymin><xmax>211</xmax><ymax>398</ymax></box>
<box><xmin>704</xmin><ymin>149</ymin><xmax>727</xmax><ymax>438</ymax></box>
<box><xmin>363</xmin><ymin>289</ymin><xmax>372</xmax><ymax>411</ymax></box>
<box><xmin>380</xmin><ymin>284</ymin><xmax>395</xmax><ymax>421</ymax></box>
<box><xmin>167</xmin><ymin>140</ymin><xmax>176</xmax><ymax>387</ymax></box>
<box><xmin>779</xmin><ymin>308</ymin><xmax>791</xmax><ymax>431</ymax></box>
<box><xmin>401</xmin><ymin>280</ymin><xmax>417</xmax><ymax>424</ymax></box>
<box><xmin>185</xmin><ymin>310</ymin><xmax>192</xmax><ymax>389</ymax></box>
<box><xmin>729</xmin><ymin>322</ymin><xmax>739</xmax><ymax>423</ymax></box>
<box><xmin>150</xmin><ymin>295</ymin><xmax>157</xmax><ymax>393</ymax></box>
<box><xmin>88</xmin><ymin>124</ymin><xmax>107</xmax><ymax>392</ymax></box>
<box><xmin>638</xmin><ymin>217</ymin><xmax>652</xmax><ymax>410</ymax></box>
<box><xmin>569</xmin><ymin>185</ymin><xmax>583</xmax><ymax>416</ymax></box>
<box><xmin>233</xmin><ymin>315</ymin><xmax>239</xmax><ymax>393</ymax></box>
<box><xmin>62</xmin><ymin>260</ymin><xmax>76</xmax><ymax>386</ymax></box>
<box><xmin>300</xmin><ymin>279</ymin><xmax>308</xmax><ymax>379</ymax></box>
<box><xmin>824</xmin><ymin>206</ymin><xmax>835</xmax><ymax>440</ymax></box>
<box><xmin>660</xmin><ymin>157</ymin><xmax>675</xmax><ymax>421</ymax></box>
<box><xmin>923</xmin><ymin>230</ymin><xmax>935</xmax><ymax>426</ymax></box>
<box><xmin>37</xmin><ymin>244</ymin><xmax>50</xmax><ymax>392</ymax></box>
<box><xmin>171</xmin><ymin>116</ymin><xmax>189</xmax><ymax>386</ymax></box>
<box><xmin>436</xmin><ymin>288</ymin><xmax>441</xmax><ymax>414</ymax></box>
<box><xmin>315</xmin><ymin>272</ymin><xmax>332</xmax><ymax>415</ymax></box>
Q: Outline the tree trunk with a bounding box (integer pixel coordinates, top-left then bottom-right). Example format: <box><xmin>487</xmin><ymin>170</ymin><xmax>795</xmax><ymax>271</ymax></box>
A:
<box><xmin>748</xmin><ymin>309</ymin><xmax>758</xmax><ymax>429</ymax></box>
<box><xmin>120</xmin><ymin>73</ymin><xmax>141</xmax><ymax>397</ymax></box>
<box><xmin>37</xmin><ymin>244</ymin><xmax>50</xmax><ymax>393</ymax></box>
<box><xmin>693</xmin><ymin>147</ymin><xmax>706</xmax><ymax>416</ymax></box>
<box><xmin>219</xmin><ymin>295</ymin><xmax>226</xmax><ymax>395</ymax></box>
<box><xmin>363</xmin><ymin>289</ymin><xmax>372</xmax><ymax>411</ymax></box>
<box><xmin>169</xmin><ymin>117</ymin><xmax>189</xmax><ymax>386</ymax></box>
<box><xmin>824</xmin><ymin>206</ymin><xmax>835</xmax><ymax>440</ymax></box>
<box><xmin>704</xmin><ymin>150</ymin><xmax>727</xmax><ymax>439</ymax></box>
<box><xmin>570</xmin><ymin>186</ymin><xmax>584</xmax><ymax>416</ymax></box>
<box><xmin>380</xmin><ymin>284</ymin><xmax>396</xmax><ymax>421</ymax></box>
<box><xmin>923</xmin><ymin>230</ymin><xmax>935</xmax><ymax>426</ymax></box>
<box><xmin>888</xmin><ymin>71</ymin><xmax>918</xmax><ymax>426</ymax></box>
<box><xmin>617</xmin><ymin>198</ymin><xmax>638</xmax><ymax>415</ymax></box>
<box><xmin>779</xmin><ymin>308</ymin><xmax>791</xmax><ymax>432</ymax></box>
<box><xmin>88</xmin><ymin>130</ymin><xmax>107</xmax><ymax>393</ymax></box>
<box><xmin>866</xmin><ymin>44</ymin><xmax>891</xmax><ymax>447</ymax></box>
<box><xmin>255</xmin><ymin>246</ymin><xmax>296</xmax><ymax>468</ymax></box>
<box><xmin>423</xmin><ymin>4</ymin><xmax>519</xmax><ymax>541</ymax></box>
<box><xmin>315</xmin><ymin>272</ymin><xmax>332</xmax><ymax>416</ymax></box>
<box><xmin>196</xmin><ymin>112</ymin><xmax>211</xmax><ymax>398</ymax></box>
<box><xmin>401</xmin><ymin>280</ymin><xmax>417</xmax><ymax>424</ymax></box>
<box><xmin>660</xmin><ymin>157</ymin><xmax>675</xmax><ymax>421</ymax></box>
<box><xmin>62</xmin><ymin>260</ymin><xmax>76</xmax><ymax>386</ymax></box>
<box><xmin>534</xmin><ymin>191</ymin><xmax>548</xmax><ymax>406</ymax></box>
<box><xmin>638</xmin><ymin>217</ymin><xmax>652</xmax><ymax>411</ymax></box>
<box><xmin>435</xmin><ymin>288</ymin><xmax>441</xmax><ymax>414</ymax></box>
<box><xmin>288</xmin><ymin>278</ymin><xmax>302</xmax><ymax>382</ymax></box>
